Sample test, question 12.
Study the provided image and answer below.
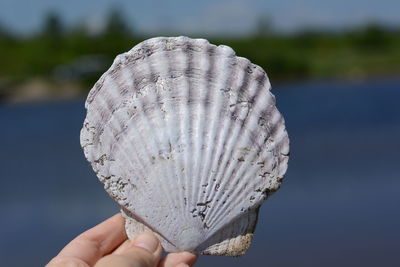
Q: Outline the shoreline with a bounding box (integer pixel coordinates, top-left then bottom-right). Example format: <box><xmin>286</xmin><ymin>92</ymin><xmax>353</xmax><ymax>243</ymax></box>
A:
<box><xmin>1</xmin><ymin>74</ymin><xmax>399</xmax><ymax>106</ymax></box>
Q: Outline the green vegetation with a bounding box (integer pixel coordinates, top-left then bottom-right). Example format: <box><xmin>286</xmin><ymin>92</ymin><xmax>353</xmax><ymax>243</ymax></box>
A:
<box><xmin>218</xmin><ymin>25</ymin><xmax>400</xmax><ymax>80</ymax></box>
<box><xmin>0</xmin><ymin>10</ymin><xmax>399</xmax><ymax>101</ymax></box>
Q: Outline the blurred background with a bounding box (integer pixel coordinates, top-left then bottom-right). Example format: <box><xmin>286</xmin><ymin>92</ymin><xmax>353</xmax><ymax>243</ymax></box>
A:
<box><xmin>0</xmin><ymin>0</ymin><xmax>399</xmax><ymax>266</ymax></box>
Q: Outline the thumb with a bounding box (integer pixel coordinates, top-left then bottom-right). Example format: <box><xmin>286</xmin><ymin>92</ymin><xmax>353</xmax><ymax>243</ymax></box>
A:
<box><xmin>95</xmin><ymin>232</ymin><xmax>162</xmax><ymax>267</ymax></box>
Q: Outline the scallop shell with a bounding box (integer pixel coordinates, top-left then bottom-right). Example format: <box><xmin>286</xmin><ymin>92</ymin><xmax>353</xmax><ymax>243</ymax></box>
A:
<box><xmin>80</xmin><ymin>36</ymin><xmax>289</xmax><ymax>256</ymax></box>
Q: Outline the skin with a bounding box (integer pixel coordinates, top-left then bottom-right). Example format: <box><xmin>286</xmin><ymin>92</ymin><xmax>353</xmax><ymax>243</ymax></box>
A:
<box><xmin>46</xmin><ymin>214</ymin><xmax>197</xmax><ymax>267</ymax></box>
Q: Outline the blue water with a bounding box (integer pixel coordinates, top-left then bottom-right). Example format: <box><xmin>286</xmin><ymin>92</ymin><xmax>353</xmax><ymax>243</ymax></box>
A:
<box><xmin>0</xmin><ymin>78</ymin><xmax>399</xmax><ymax>267</ymax></box>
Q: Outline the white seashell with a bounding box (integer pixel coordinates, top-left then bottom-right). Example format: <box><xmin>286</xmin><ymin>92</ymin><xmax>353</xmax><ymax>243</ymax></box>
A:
<box><xmin>80</xmin><ymin>36</ymin><xmax>289</xmax><ymax>256</ymax></box>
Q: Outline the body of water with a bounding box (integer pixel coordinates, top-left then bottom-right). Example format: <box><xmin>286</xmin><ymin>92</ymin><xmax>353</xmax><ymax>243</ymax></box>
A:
<box><xmin>0</xmin><ymin>78</ymin><xmax>399</xmax><ymax>266</ymax></box>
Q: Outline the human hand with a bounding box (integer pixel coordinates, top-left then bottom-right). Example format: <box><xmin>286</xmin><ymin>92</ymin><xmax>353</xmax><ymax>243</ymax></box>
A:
<box><xmin>47</xmin><ymin>214</ymin><xmax>197</xmax><ymax>267</ymax></box>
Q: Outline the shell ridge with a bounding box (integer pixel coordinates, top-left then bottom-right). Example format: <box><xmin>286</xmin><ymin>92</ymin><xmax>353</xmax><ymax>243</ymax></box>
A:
<box><xmin>205</xmin><ymin>70</ymin><xmax>273</xmax><ymax>227</ymax></box>
<box><xmin>84</xmin><ymin>93</ymin><xmax>153</xmax><ymax>210</ymax></box>
<box><xmin>133</xmin><ymin>99</ymin><xmax>178</xmax><ymax>234</ymax></box>
<box><xmin>164</xmin><ymin>37</ymin><xmax>206</xmax><ymax>232</ymax></box>
<box><xmin>185</xmin><ymin>42</ymin><xmax>208</xmax><ymax>220</ymax></box>
<box><xmin>197</xmin><ymin>48</ymin><xmax>237</xmax><ymax>189</ymax></box>
<box><xmin>87</xmin><ymin>79</ymin><xmax>124</xmax><ymax>165</ymax></box>
<box><xmin>86</xmin><ymin>40</ymin><xmax>147</xmax><ymax>108</ymax></box>
<box><xmin>196</xmin><ymin>46</ymin><xmax>237</xmax><ymax>227</ymax></box>
<box><xmin>197</xmin><ymin>54</ymin><xmax>240</xmax><ymax>217</ymax></box>
<box><xmin>163</xmin><ymin>45</ymin><xmax>193</xmax><ymax>223</ymax></box>
<box><xmin>202</xmin><ymin>59</ymin><xmax>253</xmax><ymax>224</ymax></box>
<box><xmin>209</xmin><ymin>79</ymin><xmax>280</xmax><ymax>226</ymax></box>
<box><xmin>183</xmin><ymin>40</ymin><xmax>197</xmax><ymax>222</ymax></box>
<box><xmin>193</xmin><ymin>44</ymin><xmax>211</xmax><ymax>216</ymax></box>
<box><xmin>148</xmin><ymin>44</ymin><xmax>189</xmax><ymax>225</ymax></box>
<box><xmin>189</xmin><ymin>41</ymin><xmax>213</xmax><ymax>217</ymax></box>
<box><xmin>117</xmin><ymin>112</ymin><xmax>168</xmax><ymax>212</ymax></box>
<box><xmin>205</xmin><ymin>58</ymin><xmax>252</xmax><ymax>190</ymax></box>
<box><xmin>85</xmin><ymin>49</ymin><xmax>132</xmax><ymax>109</ymax></box>
<box><xmin>85</xmin><ymin>44</ymin><xmax>149</xmax><ymax>142</ymax></box>
<box><xmin>87</xmin><ymin>77</ymin><xmax>117</xmax><ymax>147</ymax></box>
<box><xmin>163</xmin><ymin>50</ymin><xmax>191</xmax><ymax>223</ymax></box>
<box><xmin>110</xmin><ymin>45</ymin><xmax>180</xmax><ymax>236</ymax></box>
<box><xmin>111</xmin><ymin>111</ymin><xmax>153</xmax><ymax>197</ymax></box>
<box><xmin>134</xmin><ymin>43</ymin><xmax>184</xmax><ymax>236</ymax></box>
<box><xmin>211</xmin><ymin>108</ymin><xmax>290</xmax><ymax>225</ymax></box>
<box><xmin>201</xmin><ymin>49</ymin><xmax>237</xmax><ymax>218</ymax></box>
<box><xmin>85</xmin><ymin>37</ymin><xmax>199</xmax><ymax>110</ymax></box>
<box><xmin>192</xmin><ymin>44</ymin><xmax>217</xmax><ymax>220</ymax></box>
<box><xmin>173</xmin><ymin>41</ymin><xmax>193</xmax><ymax>224</ymax></box>
<box><xmin>106</xmin><ymin>67</ymin><xmax>161</xmax><ymax>197</ymax></box>
<box><xmin>144</xmin><ymin>42</ymin><xmax>186</xmax><ymax>225</ymax></box>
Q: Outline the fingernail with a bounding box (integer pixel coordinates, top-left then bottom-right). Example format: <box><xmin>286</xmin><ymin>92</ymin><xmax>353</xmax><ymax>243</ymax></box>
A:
<box><xmin>176</xmin><ymin>263</ymin><xmax>190</xmax><ymax>267</ymax></box>
<box><xmin>133</xmin><ymin>232</ymin><xmax>159</xmax><ymax>253</ymax></box>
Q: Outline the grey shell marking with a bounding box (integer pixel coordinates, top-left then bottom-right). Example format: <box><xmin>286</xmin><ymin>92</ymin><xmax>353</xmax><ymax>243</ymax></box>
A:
<box><xmin>80</xmin><ymin>36</ymin><xmax>289</xmax><ymax>256</ymax></box>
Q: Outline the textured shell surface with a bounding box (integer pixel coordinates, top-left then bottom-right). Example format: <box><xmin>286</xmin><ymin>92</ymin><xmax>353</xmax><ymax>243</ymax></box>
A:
<box><xmin>80</xmin><ymin>36</ymin><xmax>289</xmax><ymax>256</ymax></box>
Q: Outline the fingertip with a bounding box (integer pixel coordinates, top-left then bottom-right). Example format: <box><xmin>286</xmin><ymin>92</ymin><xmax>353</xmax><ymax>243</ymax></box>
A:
<box><xmin>176</xmin><ymin>252</ymin><xmax>197</xmax><ymax>266</ymax></box>
<box><xmin>96</xmin><ymin>241</ymin><xmax>162</xmax><ymax>267</ymax></box>
<box><xmin>112</xmin><ymin>212</ymin><xmax>125</xmax><ymax>221</ymax></box>
<box><xmin>113</xmin><ymin>239</ymin><xmax>131</xmax><ymax>255</ymax></box>
<box><xmin>132</xmin><ymin>232</ymin><xmax>161</xmax><ymax>255</ymax></box>
<box><xmin>160</xmin><ymin>251</ymin><xmax>197</xmax><ymax>267</ymax></box>
<box><xmin>46</xmin><ymin>256</ymin><xmax>89</xmax><ymax>267</ymax></box>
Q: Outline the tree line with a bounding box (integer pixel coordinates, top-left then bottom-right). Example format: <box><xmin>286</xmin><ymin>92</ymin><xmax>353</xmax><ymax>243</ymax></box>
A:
<box><xmin>0</xmin><ymin>9</ymin><xmax>399</xmax><ymax>93</ymax></box>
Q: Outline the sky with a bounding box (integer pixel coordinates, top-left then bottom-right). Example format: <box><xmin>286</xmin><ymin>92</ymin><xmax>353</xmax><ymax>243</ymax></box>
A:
<box><xmin>0</xmin><ymin>0</ymin><xmax>399</xmax><ymax>36</ymax></box>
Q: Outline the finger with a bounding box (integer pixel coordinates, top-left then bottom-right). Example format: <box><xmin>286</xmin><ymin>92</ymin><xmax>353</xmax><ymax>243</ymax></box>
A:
<box><xmin>46</xmin><ymin>256</ymin><xmax>89</xmax><ymax>267</ymax></box>
<box><xmin>159</xmin><ymin>251</ymin><xmax>197</xmax><ymax>267</ymax></box>
<box><xmin>113</xmin><ymin>239</ymin><xmax>131</xmax><ymax>254</ymax></box>
<box><xmin>96</xmin><ymin>232</ymin><xmax>162</xmax><ymax>267</ymax></box>
<box><xmin>49</xmin><ymin>213</ymin><xmax>127</xmax><ymax>266</ymax></box>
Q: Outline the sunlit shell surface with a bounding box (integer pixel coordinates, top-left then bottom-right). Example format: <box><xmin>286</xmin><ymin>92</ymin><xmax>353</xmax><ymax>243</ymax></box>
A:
<box><xmin>80</xmin><ymin>36</ymin><xmax>289</xmax><ymax>256</ymax></box>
